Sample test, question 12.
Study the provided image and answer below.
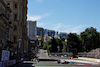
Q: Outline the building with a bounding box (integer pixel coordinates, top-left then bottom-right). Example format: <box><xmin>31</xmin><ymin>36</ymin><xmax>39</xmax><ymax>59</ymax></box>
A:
<box><xmin>44</xmin><ymin>29</ymin><xmax>55</xmax><ymax>38</ymax></box>
<box><xmin>21</xmin><ymin>0</ymin><xmax>28</xmax><ymax>53</ymax></box>
<box><xmin>44</xmin><ymin>29</ymin><xmax>48</xmax><ymax>35</ymax></box>
<box><xmin>3</xmin><ymin>0</ymin><xmax>28</xmax><ymax>53</ymax></box>
<box><xmin>27</xmin><ymin>21</ymin><xmax>37</xmax><ymax>41</ymax></box>
<box><xmin>48</xmin><ymin>30</ymin><xmax>55</xmax><ymax>37</ymax></box>
<box><xmin>0</xmin><ymin>0</ymin><xmax>12</xmax><ymax>50</ymax></box>
<box><xmin>37</xmin><ymin>27</ymin><xmax>44</xmax><ymax>38</ymax></box>
<box><xmin>54</xmin><ymin>31</ymin><xmax>59</xmax><ymax>38</ymax></box>
<box><xmin>43</xmin><ymin>29</ymin><xmax>55</xmax><ymax>43</ymax></box>
<box><xmin>27</xmin><ymin>21</ymin><xmax>37</xmax><ymax>54</ymax></box>
<box><xmin>44</xmin><ymin>35</ymin><xmax>52</xmax><ymax>43</ymax></box>
<box><xmin>59</xmin><ymin>32</ymin><xmax>68</xmax><ymax>39</ymax></box>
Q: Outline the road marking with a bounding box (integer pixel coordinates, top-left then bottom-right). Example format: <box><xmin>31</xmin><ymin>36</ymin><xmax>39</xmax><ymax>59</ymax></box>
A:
<box><xmin>31</xmin><ymin>64</ymin><xmax>36</xmax><ymax>66</ymax></box>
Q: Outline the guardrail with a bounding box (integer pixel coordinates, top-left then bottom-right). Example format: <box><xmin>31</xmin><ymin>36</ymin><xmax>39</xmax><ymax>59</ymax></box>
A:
<box><xmin>48</xmin><ymin>52</ymin><xmax>73</xmax><ymax>57</ymax></box>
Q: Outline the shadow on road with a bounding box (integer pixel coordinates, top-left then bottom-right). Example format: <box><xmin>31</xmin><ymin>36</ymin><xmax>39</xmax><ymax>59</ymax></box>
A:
<box><xmin>39</xmin><ymin>59</ymin><xmax>58</xmax><ymax>61</ymax></box>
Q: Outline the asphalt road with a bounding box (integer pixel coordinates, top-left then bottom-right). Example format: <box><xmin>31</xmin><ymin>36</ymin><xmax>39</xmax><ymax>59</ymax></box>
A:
<box><xmin>9</xmin><ymin>61</ymin><xmax>99</xmax><ymax>67</ymax></box>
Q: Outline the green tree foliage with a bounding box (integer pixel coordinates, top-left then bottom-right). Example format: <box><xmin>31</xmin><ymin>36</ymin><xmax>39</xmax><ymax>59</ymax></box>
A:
<box><xmin>43</xmin><ymin>42</ymin><xmax>48</xmax><ymax>50</ymax></box>
<box><xmin>62</xmin><ymin>41</ymin><xmax>67</xmax><ymax>52</ymax></box>
<box><xmin>43</xmin><ymin>27</ymin><xmax>100</xmax><ymax>53</ymax></box>
<box><xmin>80</xmin><ymin>27</ymin><xmax>100</xmax><ymax>51</ymax></box>
<box><xmin>43</xmin><ymin>38</ymin><xmax>63</xmax><ymax>52</ymax></box>
<box><xmin>67</xmin><ymin>33</ymin><xmax>83</xmax><ymax>52</ymax></box>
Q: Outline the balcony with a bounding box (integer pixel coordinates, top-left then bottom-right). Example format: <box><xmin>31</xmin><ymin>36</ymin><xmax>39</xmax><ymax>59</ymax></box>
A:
<box><xmin>0</xmin><ymin>12</ymin><xmax>9</xmax><ymax>22</ymax></box>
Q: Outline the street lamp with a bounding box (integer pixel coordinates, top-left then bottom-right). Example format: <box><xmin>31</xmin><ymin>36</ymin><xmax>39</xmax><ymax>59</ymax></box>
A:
<box><xmin>57</xmin><ymin>46</ymin><xmax>60</xmax><ymax>52</ymax></box>
<box><xmin>19</xmin><ymin>39</ymin><xmax>21</xmax><ymax>48</ymax></box>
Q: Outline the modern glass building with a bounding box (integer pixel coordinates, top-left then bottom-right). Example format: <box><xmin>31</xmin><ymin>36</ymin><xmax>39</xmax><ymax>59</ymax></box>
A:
<box><xmin>44</xmin><ymin>29</ymin><xmax>48</xmax><ymax>35</ymax></box>
<box><xmin>47</xmin><ymin>30</ymin><xmax>55</xmax><ymax>37</ymax></box>
<box><xmin>37</xmin><ymin>27</ymin><xmax>44</xmax><ymax>37</ymax></box>
<box><xmin>59</xmin><ymin>32</ymin><xmax>68</xmax><ymax>39</ymax></box>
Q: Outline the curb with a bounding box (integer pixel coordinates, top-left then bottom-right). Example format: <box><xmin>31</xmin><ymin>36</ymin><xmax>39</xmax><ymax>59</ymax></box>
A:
<box><xmin>72</xmin><ymin>63</ymin><xmax>100</xmax><ymax>66</ymax></box>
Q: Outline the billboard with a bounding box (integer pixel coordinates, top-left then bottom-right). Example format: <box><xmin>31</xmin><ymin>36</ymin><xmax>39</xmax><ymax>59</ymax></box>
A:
<box><xmin>1</xmin><ymin>50</ymin><xmax>10</xmax><ymax>61</ymax></box>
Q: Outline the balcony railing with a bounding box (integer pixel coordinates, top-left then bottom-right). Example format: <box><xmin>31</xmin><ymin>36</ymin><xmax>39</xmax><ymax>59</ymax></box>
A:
<box><xmin>0</xmin><ymin>12</ymin><xmax>9</xmax><ymax>21</ymax></box>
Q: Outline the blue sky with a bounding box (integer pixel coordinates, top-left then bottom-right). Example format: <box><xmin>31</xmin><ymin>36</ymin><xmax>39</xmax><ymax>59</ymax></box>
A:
<box><xmin>27</xmin><ymin>0</ymin><xmax>100</xmax><ymax>34</ymax></box>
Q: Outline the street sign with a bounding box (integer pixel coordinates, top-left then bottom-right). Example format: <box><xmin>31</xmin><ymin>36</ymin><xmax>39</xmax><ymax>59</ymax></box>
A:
<box><xmin>1</xmin><ymin>50</ymin><xmax>10</xmax><ymax>61</ymax></box>
<box><xmin>30</xmin><ymin>41</ymin><xmax>35</xmax><ymax>43</ymax></box>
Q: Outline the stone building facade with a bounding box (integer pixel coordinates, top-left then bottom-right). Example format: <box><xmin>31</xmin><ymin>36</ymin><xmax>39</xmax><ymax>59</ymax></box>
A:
<box><xmin>3</xmin><ymin>0</ymin><xmax>28</xmax><ymax>53</ymax></box>
<box><xmin>0</xmin><ymin>0</ymin><xmax>12</xmax><ymax>50</ymax></box>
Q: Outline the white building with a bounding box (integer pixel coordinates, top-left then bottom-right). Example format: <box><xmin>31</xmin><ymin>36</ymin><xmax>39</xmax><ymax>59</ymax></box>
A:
<box><xmin>27</xmin><ymin>21</ymin><xmax>37</xmax><ymax>41</ymax></box>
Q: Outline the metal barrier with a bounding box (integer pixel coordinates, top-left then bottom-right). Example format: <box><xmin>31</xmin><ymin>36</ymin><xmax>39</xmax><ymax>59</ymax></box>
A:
<box><xmin>48</xmin><ymin>52</ymin><xmax>73</xmax><ymax>57</ymax></box>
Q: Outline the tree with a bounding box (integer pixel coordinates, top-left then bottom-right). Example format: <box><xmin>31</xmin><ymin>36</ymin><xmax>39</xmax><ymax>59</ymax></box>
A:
<box><xmin>38</xmin><ymin>38</ymin><xmax>44</xmax><ymax>47</ymax></box>
<box><xmin>80</xmin><ymin>27</ymin><xmax>100</xmax><ymax>51</ymax></box>
<box><xmin>62</xmin><ymin>41</ymin><xmax>67</xmax><ymax>52</ymax></box>
<box><xmin>67</xmin><ymin>33</ymin><xmax>83</xmax><ymax>52</ymax></box>
<box><xmin>43</xmin><ymin>38</ymin><xmax>63</xmax><ymax>52</ymax></box>
<box><xmin>43</xmin><ymin>42</ymin><xmax>48</xmax><ymax>50</ymax></box>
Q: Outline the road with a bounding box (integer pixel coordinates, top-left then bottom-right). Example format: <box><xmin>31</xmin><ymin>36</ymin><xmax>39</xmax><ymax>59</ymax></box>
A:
<box><xmin>9</xmin><ymin>61</ymin><xmax>99</xmax><ymax>67</ymax></box>
<box><xmin>37</xmin><ymin>49</ymin><xmax>49</xmax><ymax>59</ymax></box>
<box><xmin>9</xmin><ymin>49</ymin><xmax>100</xmax><ymax>67</ymax></box>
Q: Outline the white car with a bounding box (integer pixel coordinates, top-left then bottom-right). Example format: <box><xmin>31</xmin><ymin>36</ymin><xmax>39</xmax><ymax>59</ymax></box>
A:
<box><xmin>57</xmin><ymin>60</ymin><xmax>66</xmax><ymax>64</ymax></box>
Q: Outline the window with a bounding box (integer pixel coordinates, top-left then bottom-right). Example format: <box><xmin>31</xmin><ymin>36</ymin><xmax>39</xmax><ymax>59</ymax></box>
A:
<box><xmin>14</xmin><ymin>36</ymin><xmax>17</xmax><ymax>42</ymax></box>
<box><xmin>14</xmin><ymin>3</ymin><xmax>17</xmax><ymax>8</ymax></box>
<box><xmin>7</xmin><ymin>3</ymin><xmax>10</xmax><ymax>5</ymax></box>
<box><xmin>14</xmin><ymin>14</ymin><xmax>17</xmax><ymax>20</ymax></box>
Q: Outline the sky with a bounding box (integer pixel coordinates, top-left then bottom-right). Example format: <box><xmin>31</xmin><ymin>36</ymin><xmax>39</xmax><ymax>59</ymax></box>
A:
<box><xmin>27</xmin><ymin>0</ymin><xmax>100</xmax><ymax>34</ymax></box>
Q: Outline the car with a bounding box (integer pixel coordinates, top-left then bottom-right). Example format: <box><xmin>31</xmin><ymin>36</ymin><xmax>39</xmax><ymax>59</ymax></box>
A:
<box><xmin>57</xmin><ymin>60</ymin><xmax>60</xmax><ymax>63</ymax></box>
<box><xmin>60</xmin><ymin>60</ymin><xmax>66</xmax><ymax>64</ymax></box>
<box><xmin>57</xmin><ymin>60</ymin><xmax>69</xmax><ymax>64</ymax></box>
<box><xmin>57</xmin><ymin>60</ymin><xmax>65</xmax><ymax>64</ymax></box>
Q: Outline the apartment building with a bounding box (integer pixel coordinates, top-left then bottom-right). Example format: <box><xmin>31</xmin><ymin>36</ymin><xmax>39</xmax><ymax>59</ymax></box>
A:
<box><xmin>3</xmin><ymin>0</ymin><xmax>28</xmax><ymax>53</ymax></box>
<box><xmin>27</xmin><ymin>21</ymin><xmax>37</xmax><ymax>53</ymax></box>
<box><xmin>27</xmin><ymin>21</ymin><xmax>37</xmax><ymax>41</ymax></box>
<box><xmin>0</xmin><ymin>0</ymin><xmax>12</xmax><ymax>50</ymax></box>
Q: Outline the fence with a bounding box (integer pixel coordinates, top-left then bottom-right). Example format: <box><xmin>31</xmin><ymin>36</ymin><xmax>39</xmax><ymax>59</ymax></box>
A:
<box><xmin>77</xmin><ymin>48</ymin><xmax>100</xmax><ymax>59</ymax></box>
<box><xmin>48</xmin><ymin>52</ymin><xmax>73</xmax><ymax>57</ymax></box>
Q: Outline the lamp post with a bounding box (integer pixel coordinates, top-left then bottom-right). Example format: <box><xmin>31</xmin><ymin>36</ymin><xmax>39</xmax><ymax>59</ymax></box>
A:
<box><xmin>57</xmin><ymin>46</ymin><xmax>60</xmax><ymax>52</ymax></box>
<box><xmin>19</xmin><ymin>39</ymin><xmax>21</xmax><ymax>48</ymax></box>
<box><xmin>17</xmin><ymin>39</ymin><xmax>21</xmax><ymax>54</ymax></box>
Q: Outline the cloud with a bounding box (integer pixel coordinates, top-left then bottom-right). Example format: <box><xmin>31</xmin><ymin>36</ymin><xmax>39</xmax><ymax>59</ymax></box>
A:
<box><xmin>27</xmin><ymin>13</ymin><xmax>52</xmax><ymax>21</ymax></box>
<box><xmin>27</xmin><ymin>13</ymin><xmax>85</xmax><ymax>34</ymax></box>
<box><xmin>65</xmin><ymin>25</ymin><xmax>85</xmax><ymax>33</ymax></box>
<box><xmin>52</xmin><ymin>23</ymin><xmax>64</xmax><ymax>29</ymax></box>
<box><xmin>37</xmin><ymin>22</ymin><xmax>45</xmax><ymax>27</ymax></box>
<box><xmin>27</xmin><ymin>15</ymin><xmax>42</xmax><ymax>21</ymax></box>
<box><xmin>49</xmin><ymin>23</ymin><xmax>85</xmax><ymax>34</ymax></box>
